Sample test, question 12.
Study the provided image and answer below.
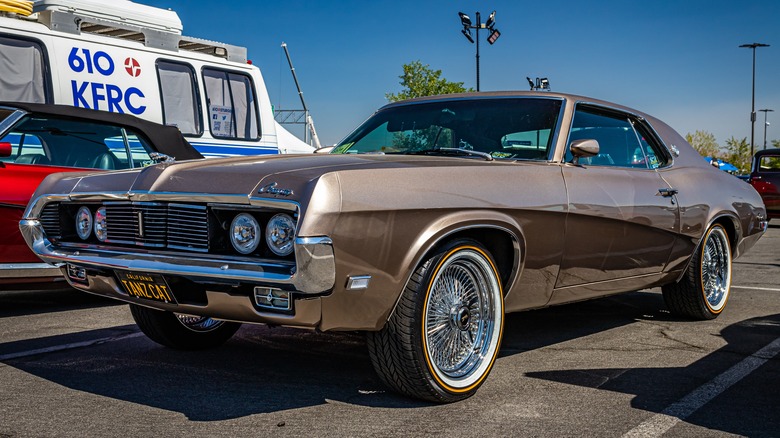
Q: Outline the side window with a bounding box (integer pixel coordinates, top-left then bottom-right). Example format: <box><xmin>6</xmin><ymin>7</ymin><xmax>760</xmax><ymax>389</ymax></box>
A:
<box><xmin>631</xmin><ymin>121</ymin><xmax>669</xmax><ymax>169</ymax></box>
<box><xmin>567</xmin><ymin>106</ymin><xmax>644</xmax><ymax>168</ymax></box>
<box><xmin>157</xmin><ymin>60</ymin><xmax>201</xmax><ymax>136</ymax></box>
<box><xmin>202</xmin><ymin>68</ymin><xmax>260</xmax><ymax>140</ymax></box>
<box><xmin>758</xmin><ymin>155</ymin><xmax>780</xmax><ymax>171</ymax></box>
<box><xmin>103</xmin><ymin>131</ymin><xmax>156</xmax><ymax>168</ymax></box>
<box><xmin>0</xmin><ymin>36</ymin><xmax>49</xmax><ymax>103</ymax></box>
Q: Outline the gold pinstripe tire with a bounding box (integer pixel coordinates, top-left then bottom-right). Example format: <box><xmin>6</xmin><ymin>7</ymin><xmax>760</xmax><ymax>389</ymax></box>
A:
<box><xmin>367</xmin><ymin>239</ymin><xmax>504</xmax><ymax>402</ymax></box>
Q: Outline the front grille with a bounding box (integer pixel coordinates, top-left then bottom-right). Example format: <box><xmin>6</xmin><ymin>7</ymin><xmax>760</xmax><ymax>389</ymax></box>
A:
<box><xmin>39</xmin><ymin>204</ymin><xmax>61</xmax><ymax>239</ymax></box>
<box><xmin>106</xmin><ymin>202</ymin><xmax>167</xmax><ymax>247</ymax></box>
<box><xmin>99</xmin><ymin>202</ymin><xmax>209</xmax><ymax>252</ymax></box>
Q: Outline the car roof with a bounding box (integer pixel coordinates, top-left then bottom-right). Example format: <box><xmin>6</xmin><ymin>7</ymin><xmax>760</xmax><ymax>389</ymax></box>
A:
<box><xmin>754</xmin><ymin>148</ymin><xmax>780</xmax><ymax>158</ymax></box>
<box><xmin>0</xmin><ymin>101</ymin><xmax>203</xmax><ymax>160</ymax></box>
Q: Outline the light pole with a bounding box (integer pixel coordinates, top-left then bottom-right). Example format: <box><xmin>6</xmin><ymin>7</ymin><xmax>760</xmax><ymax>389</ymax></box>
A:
<box><xmin>458</xmin><ymin>11</ymin><xmax>501</xmax><ymax>92</ymax></box>
<box><xmin>739</xmin><ymin>42</ymin><xmax>770</xmax><ymax>157</ymax></box>
<box><xmin>760</xmin><ymin>108</ymin><xmax>773</xmax><ymax>150</ymax></box>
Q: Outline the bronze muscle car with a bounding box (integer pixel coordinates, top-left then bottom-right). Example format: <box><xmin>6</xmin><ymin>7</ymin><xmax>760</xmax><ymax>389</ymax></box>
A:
<box><xmin>20</xmin><ymin>92</ymin><xmax>767</xmax><ymax>402</ymax></box>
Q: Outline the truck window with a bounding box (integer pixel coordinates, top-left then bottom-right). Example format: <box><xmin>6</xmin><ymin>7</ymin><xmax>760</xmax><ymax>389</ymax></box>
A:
<box><xmin>203</xmin><ymin>68</ymin><xmax>260</xmax><ymax>140</ymax></box>
<box><xmin>0</xmin><ymin>35</ymin><xmax>49</xmax><ymax>103</ymax></box>
<box><xmin>157</xmin><ymin>60</ymin><xmax>202</xmax><ymax>136</ymax></box>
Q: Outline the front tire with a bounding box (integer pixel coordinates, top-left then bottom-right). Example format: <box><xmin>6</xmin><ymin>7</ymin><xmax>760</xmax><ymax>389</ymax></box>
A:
<box><xmin>130</xmin><ymin>304</ymin><xmax>241</xmax><ymax>350</ymax></box>
<box><xmin>367</xmin><ymin>239</ymin><xmax>504</xmax><ymax>402</ymax></box>
<box><xmin>662</xmin><ymin>224</ymin><xmax>732</xmax><ymax>320</ymax></box>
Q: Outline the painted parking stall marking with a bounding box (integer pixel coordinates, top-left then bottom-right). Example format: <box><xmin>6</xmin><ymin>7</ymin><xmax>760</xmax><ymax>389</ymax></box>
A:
<box><xmin>623</xmin><ymin>336</ymin><xmax>780</xmax><ymax>437</ymax></box>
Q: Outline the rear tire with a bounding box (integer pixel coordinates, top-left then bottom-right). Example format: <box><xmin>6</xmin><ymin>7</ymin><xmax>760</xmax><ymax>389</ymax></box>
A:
<box><xmin>662</xmin><ymin>224</ymin><xmax>732</xmax><ymax>320</ymax></box>
<box><xmin>367</xmin><ymin>239</ymin><xmax>504</xmax><ymax>402</ymax></box>
<box><xmin>130</xmin><ymin>304</ymin><xmax>241</xmax><ymax>350</ymax></box>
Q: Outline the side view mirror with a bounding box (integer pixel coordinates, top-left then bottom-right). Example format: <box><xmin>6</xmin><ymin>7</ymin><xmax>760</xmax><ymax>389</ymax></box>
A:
<box><xmin>0</xmin><ymin>142</ymin><xmax>11</xmax><ymax>158</ymax></box>
<box><xmin>570</xmin><ymin>139</ymin><xmax>599</xmax><ymax>165</ymax></box>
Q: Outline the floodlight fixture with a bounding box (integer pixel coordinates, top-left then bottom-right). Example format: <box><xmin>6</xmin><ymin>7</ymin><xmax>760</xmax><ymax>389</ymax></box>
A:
<box><xmin>487</xmin><ymin>29</ymin><xmax>501</xmax><ymax>45</ymax></box>
<box><xmin>485</xmin><ymin>11</ymin><xmax>496</xmax><ymax>29</ymax></box>
<box><xmin>458</xmin><ymin>12</ymin><xmax>471</xmax><ymax>27</ymax></box>
<box><xmin>461</xmin><ymin>29</ymin><xmax>474</xmax><ymax>44</ymax></box>
<box><xmin>456</xmin><ymin>10</ymin><xmax>501</xmax><ymax>91</ymax></box>
<box><xmin>526</xmin><ymin>77</ymin><xmax>535</xmax><ymax>90</ymax></box>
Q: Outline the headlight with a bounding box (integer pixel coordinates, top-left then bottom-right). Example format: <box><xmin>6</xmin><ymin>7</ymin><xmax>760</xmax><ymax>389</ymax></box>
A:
<box><xmin>230</xmin><ymin>213</ymin><xmax>260</xmax><ymax>254</ymax></box>
<box><xmin>75</xmin><ymin>206</ymin><xmax>92</xmax><ymax>240</ymax></box>
<box><xmin>265</xmin><ymin>213</ymin><xmax>296</xmax><ymax>256</ymax></box>
<box><xmin>94</xmin><ymin>206</ymin><xmax>107</xmax><ymax>242</ymax></box>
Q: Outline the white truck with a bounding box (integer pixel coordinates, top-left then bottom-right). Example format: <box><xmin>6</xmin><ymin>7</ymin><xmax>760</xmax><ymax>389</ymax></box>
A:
<box><xmin>0</xmin><ymin>0</ymin><xmax>314</xmax><ymax>156</ymax></box>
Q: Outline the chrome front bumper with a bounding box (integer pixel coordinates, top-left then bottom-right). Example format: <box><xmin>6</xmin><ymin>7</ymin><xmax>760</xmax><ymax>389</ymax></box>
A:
<box><xmin>19</xmin><ymin>218</ymin><xmax>336</xmax><ymax>295</ymax></box>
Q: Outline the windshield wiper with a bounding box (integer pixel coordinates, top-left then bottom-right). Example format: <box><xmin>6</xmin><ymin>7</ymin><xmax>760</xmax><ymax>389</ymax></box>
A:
<box><xmin>406</xmin><ymin>148</ymin><xmax>494</xmax><ymax>161</ymax></box>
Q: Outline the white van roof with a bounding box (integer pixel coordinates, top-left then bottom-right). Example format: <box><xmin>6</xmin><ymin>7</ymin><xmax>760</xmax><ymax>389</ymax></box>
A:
<box><xmin>29</xmin><ymin>0</ymin><xmax>247</xmax><ymax>62</ymax></box>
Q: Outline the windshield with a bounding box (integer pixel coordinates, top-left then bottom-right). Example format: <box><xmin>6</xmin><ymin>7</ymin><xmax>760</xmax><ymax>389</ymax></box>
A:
<box><xmin>332</xmin><ymin>98</ymin><xmax>562</xmax><ymax>160</ymax></box>
<box><xmin>0</xmin><ymin>115</ymin><xmax>157</xmax><ymax>169</ymax></box>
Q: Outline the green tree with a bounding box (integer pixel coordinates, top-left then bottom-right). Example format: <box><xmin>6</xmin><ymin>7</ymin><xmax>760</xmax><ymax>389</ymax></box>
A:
<box><xmin>724</xmin><ymin>136</ymin><xmax>750</xmax><ymax>173</ymax></box>
<box><xmin>386</xmin><ymin>60</ymin><xmax>473</xmax><ymax>102</ymax></box>
<box><xmin>685</xmin><ymin>130</ymin><xmax>720</xmax><ymax>158</ymax></box>
<box><xmin>772</xmin><ymin>139</ymin><xmax>780</xmax><ymax>148</ymax></box>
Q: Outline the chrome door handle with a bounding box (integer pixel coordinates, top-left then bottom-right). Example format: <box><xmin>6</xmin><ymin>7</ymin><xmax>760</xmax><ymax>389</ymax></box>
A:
<box><xmin>658</xmin><ymin>188</ymin><xmax>678</xmax><ymax>197</ymax></box>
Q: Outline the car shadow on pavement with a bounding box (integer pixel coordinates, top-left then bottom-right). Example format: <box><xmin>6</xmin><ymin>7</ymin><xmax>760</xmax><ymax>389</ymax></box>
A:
<box><xmin>0</xmin><ymin>290</ymin><xmax>667</xmax><ymax>420</ymax></box>
<box><xmin>525</xmin><ymin>313</ymin><xmax>780</xmax><ymax>437</ymax></box>
<box><xmin>0</xmin><ymin>287</ymin><xmax>121</xmax><ymax>318</ymax></box>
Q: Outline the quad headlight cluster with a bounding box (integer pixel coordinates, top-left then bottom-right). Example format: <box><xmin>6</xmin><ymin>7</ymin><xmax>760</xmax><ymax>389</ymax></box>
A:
<box><xmin>230</xmin><ymin>212</ymin><xmax>296</xmax><ymax>257</ymax></box>
<box><xmin>71</xmin><ymin>204</ymin><xmax>297</xmax><ymax>258</ymax></box>
<box><xmin>75</xmin><ymin>206</ymin><xmax>107</xmax><ymax>242</ymax></box>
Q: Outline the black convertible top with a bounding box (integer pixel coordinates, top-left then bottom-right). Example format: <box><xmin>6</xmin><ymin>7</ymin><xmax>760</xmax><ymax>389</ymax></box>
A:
<box><xmin>0</xmin><ymin>101</ymin><xmax>203</xmax><ymax>160</ymax></box>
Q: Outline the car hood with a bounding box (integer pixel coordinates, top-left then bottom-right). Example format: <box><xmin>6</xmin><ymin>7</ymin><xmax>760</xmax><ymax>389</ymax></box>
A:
<box><xmin>39</xmin><ymin>153</ymin><xmax>513</xmax><ymax>200</ymax></box>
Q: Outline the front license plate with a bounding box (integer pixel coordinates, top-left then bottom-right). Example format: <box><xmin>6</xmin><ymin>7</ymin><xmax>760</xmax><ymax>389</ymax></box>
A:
<box><xmin>116</xmin><ymin>271</ymin><xmax>177</xmax><ymax>304</ymax></box>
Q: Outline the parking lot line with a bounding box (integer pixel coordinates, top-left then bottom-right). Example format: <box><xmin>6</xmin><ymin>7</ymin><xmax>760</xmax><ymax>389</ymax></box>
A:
<box><xmin>622</xmin><ymin>336</ymin><xmax>780</xmax><ymax>437</ymax></box>
<box><xmin>732</xmin><ymin>285</ymin><xmax>780</xmax><ymax>292</ymax></box>
<box><xmin>0</xmin><ymin>332</ymin><xmax>143</xmax><ymax>361</ymax></box>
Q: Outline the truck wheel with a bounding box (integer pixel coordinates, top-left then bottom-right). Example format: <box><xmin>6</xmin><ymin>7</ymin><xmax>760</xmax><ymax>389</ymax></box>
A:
<box><xmin>130</xmin><ymin>304</ymin><xmax>241</xmax><ymax>350</ymax></box>
<box><xmin>663</xmin><ymin>224</ymin><xmax>732</xmax><ymax>320</ymax></box>
<box><xmin>367</xmin><ymin>239</ymin><xmax>504</xmax><ymax>402</ymax></box>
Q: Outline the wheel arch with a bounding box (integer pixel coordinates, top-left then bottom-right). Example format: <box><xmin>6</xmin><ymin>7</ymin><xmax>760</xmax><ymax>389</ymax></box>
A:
<box><xmin>385</xmin><ymin>211</ymin><xmax>525</xmax><ymax>324</ymax></box>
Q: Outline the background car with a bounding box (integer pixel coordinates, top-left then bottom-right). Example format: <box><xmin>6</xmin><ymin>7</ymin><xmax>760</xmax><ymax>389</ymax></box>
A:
<box><xmin>21</xmin><ymin>92</ymin><xmax>767</xmax><ymax>402</ymax></box>
<box><xmin>748</xmin><ymin>148</ymin><xmax>780</xmax><ymax>220</ymax></box>
<box><xmin>1</xmin><ymin>102</ymin><xmax>203</xmax><ymax>289</ymax></box>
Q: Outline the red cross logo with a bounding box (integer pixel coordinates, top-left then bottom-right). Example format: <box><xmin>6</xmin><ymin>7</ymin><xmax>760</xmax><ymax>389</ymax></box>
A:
<box><xmin>124</xmin><ymin>57</ymin><xmax>141</xmax><ymax>77</ymax></box>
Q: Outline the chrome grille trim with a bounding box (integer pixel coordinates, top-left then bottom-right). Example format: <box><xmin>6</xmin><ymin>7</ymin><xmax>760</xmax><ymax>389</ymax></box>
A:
<box><xmin>98</xmin><ymin>201</ymin><xmax>209</xmax><ymax>252</ymax></box>
<box><xmin>105</xmin><ymin>202</ymin><xmax>166</xmax><ymax>247</ymax></box>
<box><xmin>167</xmin><ymin>203</ymin><xmax>209</xmax><ymax>252</ymax></box>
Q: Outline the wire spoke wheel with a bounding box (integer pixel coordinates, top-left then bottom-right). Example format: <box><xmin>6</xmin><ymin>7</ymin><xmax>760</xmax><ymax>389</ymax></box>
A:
<box><xmin>174</xmin><ymin>314</ymin><xmax>226</xmax><ymax>332</ymax></box>
<box><xmin>662</xmin><ymin>223</ymin><xmax>732</xmax><ymax>320</ymax></box>
<box><xmin>700</xmin><ymin>226</ymin><xmax>731</xmax><ymax>312</ymax></box>
<box><xmin>366</xmin><ymin>239</ymin><xmax>505</xmax><ymax>402</ymax></box>
<box><xmin>424</xmin><ymin>249</ymin><xmax>499</xmax><ymax>387</ymax></box>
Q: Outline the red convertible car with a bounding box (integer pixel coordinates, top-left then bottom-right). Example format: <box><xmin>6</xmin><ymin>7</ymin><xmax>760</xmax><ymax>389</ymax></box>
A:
<box><xmin>1</xmin><ymin>102</ymin><xmax>202</xmax><ymax>288</ymax></box>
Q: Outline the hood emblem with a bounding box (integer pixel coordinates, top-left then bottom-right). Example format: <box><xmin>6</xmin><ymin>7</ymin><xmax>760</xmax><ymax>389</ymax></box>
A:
<box><xmin>258</xmin><ymin>182</ymin><xmax>294</xmax><ymax>197</ymax></box>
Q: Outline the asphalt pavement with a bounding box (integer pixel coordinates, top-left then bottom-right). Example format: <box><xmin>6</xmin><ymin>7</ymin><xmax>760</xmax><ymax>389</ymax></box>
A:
<box><xmin>1</xmin><ymin>225</ymin><xmax>778</xmax><ymax>437</ymax></box>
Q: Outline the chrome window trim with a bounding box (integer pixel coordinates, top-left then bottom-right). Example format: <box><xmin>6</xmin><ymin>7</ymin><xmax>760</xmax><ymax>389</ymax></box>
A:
<box><xmin>0</xmin><ymin>108</ymin><xmax>28</xmax><ymax>138</ymax></box>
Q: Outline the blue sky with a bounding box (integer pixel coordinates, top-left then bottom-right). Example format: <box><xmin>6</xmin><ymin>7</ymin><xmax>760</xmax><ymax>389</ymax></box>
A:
<box><xmin>142</xmin><ymin>0</ymin><xmax>780</xmax><ymax>148</ymax></box>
